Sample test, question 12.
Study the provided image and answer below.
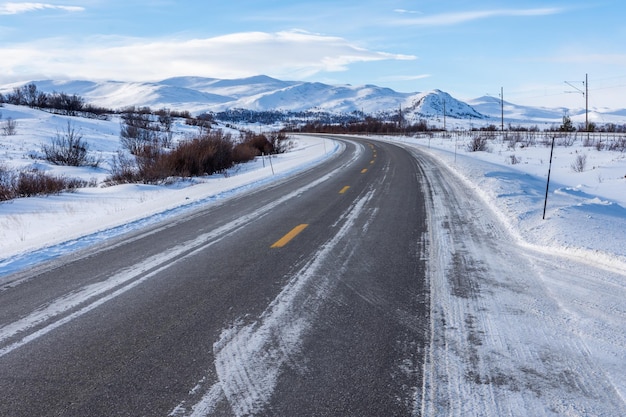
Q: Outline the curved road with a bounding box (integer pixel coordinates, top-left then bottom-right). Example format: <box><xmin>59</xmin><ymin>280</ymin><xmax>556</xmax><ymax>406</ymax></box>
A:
<box><xmin>0</xmin><ymin>137</ymin><xmax>430</xmax><ymax>416</ymax></box>
<box><xmin>4</xmin><ymin>134</ymin><xmax>623</xmax><ymax>416</ymax></box>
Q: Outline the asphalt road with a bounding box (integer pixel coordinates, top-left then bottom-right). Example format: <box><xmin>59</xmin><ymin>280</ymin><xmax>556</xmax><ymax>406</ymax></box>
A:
<box><xmin>0</xmin><ymin>136</ymin><xmax>429</xmax><ymax>416</ymax></box>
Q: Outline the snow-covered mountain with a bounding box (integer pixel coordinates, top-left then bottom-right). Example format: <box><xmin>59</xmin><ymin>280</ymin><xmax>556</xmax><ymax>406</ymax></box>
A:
<box><xmin>2</xmin><ymin>75</ymin><xmax>624</xmax><ymax>124</ymax></box>
<box><xmin>0</xmin><ymin>76</ymin><xmax>486</xmax><ymax>120</ymax></box>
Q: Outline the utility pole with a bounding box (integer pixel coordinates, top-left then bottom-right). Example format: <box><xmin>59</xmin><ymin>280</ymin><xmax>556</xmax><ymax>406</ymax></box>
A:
<box><xmin>585</xmin><ymin>73</ymin><xmax>589</xmax><ymax>132</ymax></box>
<box><xmin>565</xmin><ymin>73</ymin><xmax>589</xmax><ymax>131</ymax></box>
<box><xmin>443</xmin><ymin>99</ymin><xmax>446</xmax><ymax>131</ymax></box>
<box><xmin>500</xmin><ymin>86</ymin><xmax>504</xmax><ymax>132</ymax></box>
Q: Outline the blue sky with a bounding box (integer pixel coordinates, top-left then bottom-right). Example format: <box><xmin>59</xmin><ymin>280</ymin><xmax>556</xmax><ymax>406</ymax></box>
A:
<box><xmin>1</xmin><ymin>1</ymin><xmax>625</xmax><ymax>110</ymax></box>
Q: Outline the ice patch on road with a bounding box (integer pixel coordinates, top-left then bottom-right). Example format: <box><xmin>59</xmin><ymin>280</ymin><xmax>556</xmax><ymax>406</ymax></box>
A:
<box><xmin>180</xmin><ymin>190</ymin><xmax>376</xmax><ymax>417</ymax></box>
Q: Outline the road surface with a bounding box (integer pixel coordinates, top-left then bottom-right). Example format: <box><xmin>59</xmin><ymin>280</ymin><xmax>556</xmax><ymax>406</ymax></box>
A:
<box><xmin>1</xmin><ymin>135</ymin><xmax>624</xmax><ymax>416</ymax></box>
<box><xmin>0</xmin><ymin>137</ymin><xmax>430</xmax><ymax>416</ymax></box>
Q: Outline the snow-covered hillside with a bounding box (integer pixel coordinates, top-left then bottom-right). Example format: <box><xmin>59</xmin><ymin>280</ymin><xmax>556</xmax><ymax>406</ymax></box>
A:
<box><xmin>4</xmin><ymin>75</ymin><xmax>625</xmax><ymax>126</ymax></box>
<box><xmin>1</xmin><ymin>76</ymin><xmax>483</xmax><ymax>120</ymax></box>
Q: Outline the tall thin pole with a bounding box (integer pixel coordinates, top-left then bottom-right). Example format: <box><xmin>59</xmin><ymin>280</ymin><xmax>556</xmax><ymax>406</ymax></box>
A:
<box><xmin>585</xmin><ymin>73</ymin><xmax>589</xmax><ymax>132</ymax></box>
<box><xmin>443</xmin><ymin>100</ymin><xmax>446</xmax><ymax>131</ymax></box>
<box><xmin>500</xmin><ymin>87</ymin><xmax>504</xmax><ymax>132</ymax></box>
<box><xmin>543</xmin><ymin>136</ymin><xmax>556</xmax><ymax>220</ymax></box>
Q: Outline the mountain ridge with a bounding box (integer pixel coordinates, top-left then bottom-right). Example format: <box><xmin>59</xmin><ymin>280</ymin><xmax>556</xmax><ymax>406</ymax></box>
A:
<box><xmin>2</xmin><ymin>76</ymin><xmax>624</xmax><ymax>125</ymax></box>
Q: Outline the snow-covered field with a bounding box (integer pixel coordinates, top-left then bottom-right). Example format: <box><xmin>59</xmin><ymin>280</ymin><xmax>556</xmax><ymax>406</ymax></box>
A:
<box><xmin>394</xmin><ymin>134</ymin><xmax>626</xmax><ymax>416</ymax></box>
<box><xmin>1</xmin><ymin>104</ymin><xmax>625</xmax><ymax>414</ymax></box>
<box><xmin>0</xmin><ymin>104</ymin><xmax>338</xmax><ymax>274</ymax></box>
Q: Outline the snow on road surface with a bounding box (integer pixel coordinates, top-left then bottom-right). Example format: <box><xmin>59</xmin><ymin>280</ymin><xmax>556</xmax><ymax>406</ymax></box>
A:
<box><xmin>409</xmin><ymin>146</ymin><xmax>625</xmax><ymax>416</ymax></box>
<box><xmin>1</xmin><ymin>105</ymin><xmax>625</xmax><ymax>416</ymax></box>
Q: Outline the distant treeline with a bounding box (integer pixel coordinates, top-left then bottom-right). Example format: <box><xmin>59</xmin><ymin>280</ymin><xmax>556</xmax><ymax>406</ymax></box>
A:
<box><xmin>0</xmin><ymin>83</ymin><xmax>191</xmax><ymax>120</ymax></box>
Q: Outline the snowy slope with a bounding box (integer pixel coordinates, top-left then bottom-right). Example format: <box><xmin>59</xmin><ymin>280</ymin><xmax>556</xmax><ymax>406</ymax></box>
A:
<box><xmin>1</xmin><ymin>76</ymin><xmax>482</xmax><ymax>119</ymax></box>
<box><xmin>4</xmin><ymin>76</ymin><xmax>626</xmax><ymax>124</ymax></box>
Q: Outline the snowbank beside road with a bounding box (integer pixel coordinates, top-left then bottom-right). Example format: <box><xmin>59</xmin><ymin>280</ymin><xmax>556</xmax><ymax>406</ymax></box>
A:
<box><xmin>386</xmin><ymin>134</ymin><xmax>626</xmax><ymax>271</ymax></box>
<box><xmin>0</xmin><ymin>133</ymin><xmax>339</xmax><ymax>276</ymax></box>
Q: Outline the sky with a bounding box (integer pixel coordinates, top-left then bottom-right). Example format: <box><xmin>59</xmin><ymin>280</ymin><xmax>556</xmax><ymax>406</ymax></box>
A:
<box><xmin>1</xmin><ymin>1</ymin><xmax>626</xmax><ymax>110</ymax></box>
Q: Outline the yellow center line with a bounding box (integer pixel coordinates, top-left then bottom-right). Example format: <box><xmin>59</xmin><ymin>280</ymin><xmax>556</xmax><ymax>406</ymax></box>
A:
<box><xmin>339</xmin><ymin>186</ymin><xmax>350</xmax><ymax>194</ymax></box>
<box><xmin>370</xmin><ymin>160</ymin><xmax>375</xmax><ymax>164</ymax></box>
<box><xmin>361</xmin><ymin>168</ymin><xmax>368</xmax><ymax>174</ymax></box>
<box><xmin>271</xmin><ymin>224</ymin><xmax>309</xmax><ymax>248</ymax></box>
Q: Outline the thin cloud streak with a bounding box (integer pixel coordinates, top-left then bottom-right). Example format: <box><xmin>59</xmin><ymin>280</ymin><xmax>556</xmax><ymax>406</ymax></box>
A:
<box><xmin>0</xmin><ymin>31</ymin><xmax>416</xmax><ymax>82</ymax></box>
<box><xmin>392</xmin><ymin>7</ymin><xmax>563</xmax><ymax>26</ymax></box>
<box><xmin>381</xmin><ymin>74</ymin><xmax>431</xmax><ymax>82</ymax></box>
<box><xmin>0</xmin><ymin>2</ymin><xmax>84</xmax><ymax>15</ymax></box>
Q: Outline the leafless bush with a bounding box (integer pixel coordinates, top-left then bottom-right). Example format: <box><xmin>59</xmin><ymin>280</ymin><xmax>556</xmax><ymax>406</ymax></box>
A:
<box><xmin>106</xmin><ymin>151</ymin><xmax>140</xmax><ymax>185</ymax></box>
<box><xmin>570</xmin><ymin>154</ymin><xmax>588</xmax><ymax>173</ymax></box>
<box><xmin>607</xmin><ymin>137</ymin><xmax>626</xmax><ymax>152</ymax></box>
<box><xmin>232</xmin><ymin>143</ymin><xmax>258</xmax><ymax>163</ymax></box>
<box><xmin>42</xmin><ymin>121</ymin><xmax>97</xmax><ymax>167</ymax></box>
<box><xmin>556</xmin><ymin>133</ymin><xmax>575</xmax><ymax>147</ymax></box>
<box><xmin>1</xmin><ymin>116</ymin><xmax>17</xmax><ymax>136</ymax></box>
<box><xmin>0</xmin><ymin>166</ymin><xmax>89</xmax><ymax>201</ymax></box>
<box><xmin>107</xmin><ymin>130</ymin><xmax>243</xmax><ymax>184</ymax></box>
<box><xmin>508</xmin><ymin>154</ymin><xmax>521</xmax><ymax>165</ymax></box>
<box><xmin>0</xmin><ymin>165</ymin><xmax>16</xmax><ymax>200</ymax></box>
<box><xmin>506</xmin><ymin>132</ymin><xmax>522</xmax><ymax>150</ymax></box>
<box><xmin>466</xmin><ymin>135</ymin><xmax>491</xmax><ymax>152</ymax></box>
<box><xmin>239</xmin><ymin>131</ymin><xmax>292</xmax><ymax>155</ymax></box>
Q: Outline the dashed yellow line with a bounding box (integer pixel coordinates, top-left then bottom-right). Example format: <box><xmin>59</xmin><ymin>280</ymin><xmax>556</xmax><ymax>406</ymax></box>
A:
<box><xmin>271</xmin><ymin>224</ymin><xmax>309</xmax><ymax>248</ymax></box>
<box><xmin>361</xmin><ymin>168</ymin><xmax>368</xmax><ymax>174</ymax></box>
<box><xmin>339</xmin><ymin>186</ymin><xmax>351</xmax><ymax>194</ymax></box>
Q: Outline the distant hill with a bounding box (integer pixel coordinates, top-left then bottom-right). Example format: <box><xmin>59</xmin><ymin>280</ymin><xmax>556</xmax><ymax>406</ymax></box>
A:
<box><xmin>0</xmin><ymin>76</ymin><xmax>485</xmax><ymax>121</ymax></box>
<box><xmin>2</xmin><ymin>76</ymin><xmax>624</xmax><ymax>125</ymax></box>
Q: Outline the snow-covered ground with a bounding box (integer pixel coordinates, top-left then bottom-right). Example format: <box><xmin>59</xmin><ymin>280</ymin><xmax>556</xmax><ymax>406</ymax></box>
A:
<box><xmin>0</xmin><ymin>104</ymin><xmax>338</xmax><ymax>275</ymax></box>
<box><xmin>392</xmin><ymin>132</ymin><xmax>626</xmax><ymax>266</ymax></box>
<box><xmin>1</xmin><ymin>105</ymin><xmax>625</xmax><ymax>414</ymax></box>
<box><xmin>391</xmin><ymin>134</ymin><xmax>626</xmax><ymax>416</ymax></box>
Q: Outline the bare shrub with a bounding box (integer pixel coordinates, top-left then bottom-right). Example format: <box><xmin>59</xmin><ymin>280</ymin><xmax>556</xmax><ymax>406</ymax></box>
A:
<box><xmin>1</xmin><ymin>117</ymin><xmax>17</xmax><ymax>136</ymax></box>
<box><xmin>607</xmin><ymin>137</ymin><xmax>626</xmax><ymax>152</ymax></box>
<box><xmin>239</xmin><ymin>131</ymin><xmax>292</xmax><ymax>156</ymax></box>
<box><xmin>506</xmin><ymin>132</ymin><xmax>522</xmax><ymax>150</ymax></box>
<box><xmin>120</xmin><ymin>110</ymin><xmax>162</xmax><ymax>155</ymax></box>
<box><xmin>42</xmin><ymin>121</ymin><xmax>96</xmax><ymax>166</ymax></box>
<box><xmin>106</xmin><ymin>130</ymin><xmax>240</xmax><ymax>185</ymax></box>
<box><xmin>106</xmin><ymin>151</ymin><xmax>139</xmax><ymax>184</ymax></box>
<box><xmin>232</xmin><ymin>143</ymin><xmax>258</xmax><ymax>164</ymax></box>
<box><xmin>0</xmin><ymin>166</ymin><xmax>88</xmax><ymax>200</ymax></box>
<box><xmin>466</xmin><ymin>135</ymin><xmax>491</xmax><ymax>152</ymax></box>
<box><xmin>571</xmin><ymin>154</ymin><xmax>588</xmax><ymax>173</ymax></box>
<box><xmin>508</xmin><ymin>154</ymin><xmax>521</xmax><ymax>165</ymax></box>
<box><xmin>0</xmin><ymin>165</ymin><xmax>16</xmax><ymax>201</ymax></box>
<box><xmin>168</xmin><ymin>132</ymin><xmax>235</xmax><ymax>177</ymax></box>
<box><xmin>267</xmin><ymin>131</ymin><xmax>292</xmax><ymax>154</ymax></box>
<box><xmin>556</xmin><ymin>133</ymin><xmax>575</xmax><ymax>147</ymax></box>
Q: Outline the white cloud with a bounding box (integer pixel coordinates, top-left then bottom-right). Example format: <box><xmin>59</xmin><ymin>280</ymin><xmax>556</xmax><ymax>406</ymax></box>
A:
<box><xmin>380</xmin><ymin>74</ymin><xmax>431</xmax><ymax>82</ymax></box>
<box><xmin>393</xmin><ymin>8</ymin><xmax>563</xmax><ymax>26</ymax></box>
<box><xmin>0</xmin><ymin>31</ymin><xmax>415</xmax><ymax>82</ymax></box>
<box><xmin>393</xmin><ymin>9</ymin><xmax>421</xmax><ymax>15</ymax></box>
<box><xmin>0</xmin><ymin>2</ymin><xmax>84</xmax><ymax>15</ymax></box>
